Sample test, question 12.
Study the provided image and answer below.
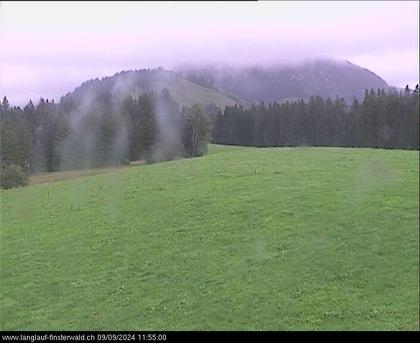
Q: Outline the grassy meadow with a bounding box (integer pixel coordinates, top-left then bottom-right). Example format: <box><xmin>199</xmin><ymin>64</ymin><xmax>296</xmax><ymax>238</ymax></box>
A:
<box><xmin>0</xmin><ymin>144</ymin><xmax>418</xmax><ymax>330</ymax></box>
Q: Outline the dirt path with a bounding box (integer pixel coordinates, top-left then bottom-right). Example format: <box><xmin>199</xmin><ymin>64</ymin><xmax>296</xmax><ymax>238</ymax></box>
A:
<box><xmin>29</xmin><ymin>161</ymin><xmax>145</xmax><ymax>186</ymax></box>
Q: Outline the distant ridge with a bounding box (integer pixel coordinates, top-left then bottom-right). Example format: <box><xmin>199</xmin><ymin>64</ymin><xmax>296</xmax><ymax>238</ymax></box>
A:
<box><xmin>176</xmin><ymin>59</ymin><xmax>390</xmax><ymax>104</ymax></box>
<box><xmin>59</xmin><ymin>59</ymin><xmax>390</xmax><ymax>109</ymax></box>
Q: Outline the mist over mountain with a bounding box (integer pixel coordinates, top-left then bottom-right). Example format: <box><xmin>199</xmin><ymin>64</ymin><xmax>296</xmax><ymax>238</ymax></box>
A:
<box><xmin>58</xmin><ymin>58</ymin><xmax>390</xmax><ymax>110</ymax></box>
<box><xmin>176</xmin><ymin>59</ymin><xmax>390</xmax><ymax>105</ymax></box>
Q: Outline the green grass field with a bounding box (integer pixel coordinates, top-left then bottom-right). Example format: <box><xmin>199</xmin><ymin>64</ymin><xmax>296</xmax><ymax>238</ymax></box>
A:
<box><xmin>1</xmin><ymin>145</ymin><xmax>418</xmax><ymax>330</ymax></box>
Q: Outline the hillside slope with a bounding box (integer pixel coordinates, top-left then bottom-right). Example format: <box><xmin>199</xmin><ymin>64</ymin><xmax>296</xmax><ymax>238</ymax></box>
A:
<box><xmin>177</xmin><ymin>59</ymin><xmax>390</xmax><ymax>104</ymax></box>
<box><xmin>1</xmin><ymin>145</ymin><xmax>418</xmax><ymax>330</ymax></box>
<box><xmin>62</xmin><ymin>69</ymin><xmax>236</xmax><ymax>108</ymax></box>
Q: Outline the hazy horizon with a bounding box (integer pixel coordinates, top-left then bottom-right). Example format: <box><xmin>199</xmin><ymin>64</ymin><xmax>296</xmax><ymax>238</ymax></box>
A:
<box><xmin>1</xmin><ymin>1</ymin><xmax>419</xmax><ymax>105</ymax></box>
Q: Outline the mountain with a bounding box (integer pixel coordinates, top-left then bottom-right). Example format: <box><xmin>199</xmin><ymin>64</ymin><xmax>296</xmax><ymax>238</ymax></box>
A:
<box><xmin>61</xmin><ymin>68</ymin><xmax>236</xmax><ymax>108</ymax></box>
<box><xmin>60</xmin><ymin>59</ymin><xmax>390</xmax><ymax>109</ymax></box>
<box><xmin>176</xmin><ymin>59</ymin><xmax>390</xmax><ymax>104</ymax></box>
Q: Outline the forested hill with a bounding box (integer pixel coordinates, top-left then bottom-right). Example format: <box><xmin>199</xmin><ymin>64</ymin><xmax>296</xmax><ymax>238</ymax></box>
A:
<box><xmin>176</xmin><ymin>59</ymin><xmax>390</xmax><ymax>104</ymax></box>
<box><xmin>61</xmin><ymin>68</ymin><xmax>236</xmax><ymax>108</ymax></box>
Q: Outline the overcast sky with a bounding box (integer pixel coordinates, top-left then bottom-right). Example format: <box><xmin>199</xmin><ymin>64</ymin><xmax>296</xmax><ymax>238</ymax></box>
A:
<box><xmin>1</xmin><ymin>1</ymin><xmax>419</xmax><ymax>105</ymax></box>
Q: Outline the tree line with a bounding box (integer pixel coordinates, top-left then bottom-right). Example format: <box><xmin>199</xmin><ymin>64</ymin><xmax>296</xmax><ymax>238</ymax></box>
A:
<box><xmin>212</xmin><ymin>86</ymin><xmax>419</xmax><ymax>150</ymax></box>
<box><xmin>0</xmin><ymin>89</ymin><xmax>211</xmax><ymax>188</ymax></box>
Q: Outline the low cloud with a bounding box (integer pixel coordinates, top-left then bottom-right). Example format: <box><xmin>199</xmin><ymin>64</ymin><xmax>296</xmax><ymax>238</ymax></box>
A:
<box><xmin>1</xmin><ymin>1</ymin><xmax>418</xmax><ymax>105</ymax></box>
